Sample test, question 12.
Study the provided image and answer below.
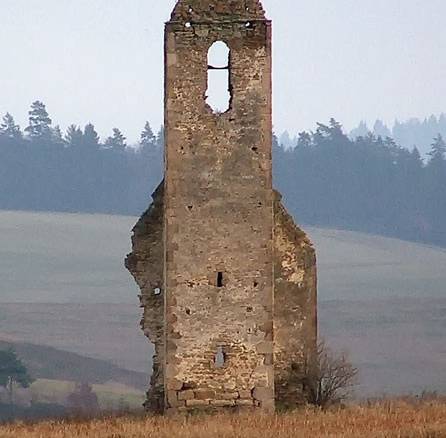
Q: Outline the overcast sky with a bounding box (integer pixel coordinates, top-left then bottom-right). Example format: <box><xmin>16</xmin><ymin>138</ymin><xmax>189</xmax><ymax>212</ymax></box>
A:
<box><xmin>1</xmin><ymin>0</ymin><xmax>446</xmax><ymax>143</ymax></box>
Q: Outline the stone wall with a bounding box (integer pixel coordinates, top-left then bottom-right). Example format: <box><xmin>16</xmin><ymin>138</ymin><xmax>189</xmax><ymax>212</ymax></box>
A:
<box><xmin>273</xmin><ymin>191</ymin><xmax>318</xmax><ymax>409</ymax></box>
<box><xmin>163</xmin><ymin>0</ymin><xmax>274</xmax><ymax>414</ymax></box>
<box><xmin>125</xmin><ymin>182</ymin><xmax>165</xmax><ymax>413</ymax></box>
<box><xmin>126</xmin><ymin>0</ymin><xmax>317</xmax><ymax>415</ymax></box>
<box><xmin>127</xmin><ymin>188</ymin><xmax>317</xmax><ymax>413</ymax></box>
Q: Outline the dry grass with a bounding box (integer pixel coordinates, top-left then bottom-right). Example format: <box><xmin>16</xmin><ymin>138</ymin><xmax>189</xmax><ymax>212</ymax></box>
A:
<box><xmin>1</xmin><ymin>402</ymin><xmax>446</xmax><ymax>438</ymax></box>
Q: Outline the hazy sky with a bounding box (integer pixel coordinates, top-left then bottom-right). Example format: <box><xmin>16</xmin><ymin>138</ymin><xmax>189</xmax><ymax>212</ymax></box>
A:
<box><xmin>1</xmin><ymin>0</ymin><xmax>446</xmax><ymax>143</ymax></box>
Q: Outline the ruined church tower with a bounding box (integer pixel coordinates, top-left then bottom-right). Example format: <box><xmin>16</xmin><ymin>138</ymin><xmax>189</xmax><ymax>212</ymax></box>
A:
<box><xmin>126</xmin><ymin>0</ymin><xmax>317</xmax><ymax>414</ymax></box>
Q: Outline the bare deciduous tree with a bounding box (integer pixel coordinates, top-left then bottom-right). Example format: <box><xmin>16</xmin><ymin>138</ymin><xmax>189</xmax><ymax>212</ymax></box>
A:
<box><xmin>303</xmin><ymin>341</ymin><xmax>358</xmax><ymax>408</ymax></box>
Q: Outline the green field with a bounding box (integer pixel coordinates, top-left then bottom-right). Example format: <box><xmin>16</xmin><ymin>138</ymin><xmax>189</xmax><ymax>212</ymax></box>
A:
<box><xmin>0</xmin><ymin>210</ymin><xmax>445</xmax><ymax>397</ymax></box>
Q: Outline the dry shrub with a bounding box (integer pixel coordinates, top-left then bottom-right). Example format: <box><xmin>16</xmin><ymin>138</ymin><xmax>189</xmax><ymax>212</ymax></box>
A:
<box><xmin>301</xmin><ymin>340</ymin><xmax>358</xmax><ymax>408</ymax></box>
<box><xmin>0</xmin><ymin>401</ymin><xmax>445</xmax><ymax>438</ymax></box>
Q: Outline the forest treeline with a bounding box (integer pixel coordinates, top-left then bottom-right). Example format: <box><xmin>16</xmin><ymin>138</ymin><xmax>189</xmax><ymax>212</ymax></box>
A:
<box><xmin>274</xmin><ymin>119</ymin><xmax>446</xmax><ymax>246</ymax></box>
<box><xmin>0</xmin><ymin>102</ymin><xmax>163</xmax><ymax>215</ymax></box>
<box><xmin>350</xmin><ymin>115</ymin><xmax>446</xmax><ymax>156</ymax></box>
<box><xmin>280</xmin><ymin>114</ymin><xmax>446</xmax><ymax>156</ymax></box>
<box><xmin>1</xmin><ymin>102</ymin><xmax>445</xmax><ymax>247</ymax></box>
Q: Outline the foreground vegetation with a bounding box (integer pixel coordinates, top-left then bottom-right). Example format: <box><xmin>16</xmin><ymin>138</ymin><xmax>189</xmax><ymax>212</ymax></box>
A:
<box><xmin>1</xmin><ymin>402</ymin><xmax>445</xmax><ymax>437</ymax></box>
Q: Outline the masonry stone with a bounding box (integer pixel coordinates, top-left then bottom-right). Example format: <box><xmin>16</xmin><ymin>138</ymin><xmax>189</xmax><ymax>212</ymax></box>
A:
<box><xmin>126</xmin><ymin>0</ymin><xmax>317</xmax><ymax>414</ymax></box>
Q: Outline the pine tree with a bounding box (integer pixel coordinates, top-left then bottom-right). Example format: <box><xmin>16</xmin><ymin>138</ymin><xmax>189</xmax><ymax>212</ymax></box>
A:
<box><xmin>329</xmin><ymin>118</ymin><xmax>343</xmax><ymax>133</ymax></box>
<box><xmin>297</xmin><ymin>131</ymin><xmax>312</xmax><ymax>148</ymax></box>
<box><xmin>428</xmin><ymin>134</ymin><xmax>446</xmax><ymax>163</ymax></box>
<box><xmin>83</xmin><ymin>123</ymin><xmax>100</xmax><ymax>150</ymax></box>
<box><xmin>350</xmin><ymin>121</ymin><xmax>369</xmax><ymax>139</ymax></box>
<box><xmin>0</xmin><ymin>113</ymin><xmax>22</xmax><ymax>140</ymax></box>
<box><xmin>439</xmin><ymin>113</ymin><xmax>446</xmax><ymax>130</ymax></box>
<box><xmin>314</xmin><ymin>119</ymin><xmax>342</xmax><ymax>141</ymax></box>
<box><xmin>410</xmin><ymin>147</ymin><xmax>423</xmax><ymax>167</ymax></box>
<box><xmin>51</xmin><ymin>125</ymin><xmax>64</xmax><ymax>144</ymax></box>
<box><xmin>156</xmin><ymin>126</ymin><xmax>164</xmax><ymax>149</ymax></box>
<box><xmin>140</xmin><ymin>122</ymin><xmax>156</xmax><ymax>149</ymax></box>
<box><xmin>25</xmin><ymin>101</ymin><xmax>52</xmax><ymax>140</ymax></box>
<box><xmin>425</xmin><ymin>134</ymin><xmax>446</xmax><ymax>244</ymax></box>
<box><xmin>373</xmin><ymin>120</ymin><xmax>391</xmax><ymax>139</ymax></box>
<box><xmin>65</xmin><ymin>125</ymin><xmax>83</xmax><ymax>148</ymax></box>
<box><xmin>0</xmin><ymin>348</ymin><xmax>33</xmax><ymax>405</ymax></box>
<box><xmin>105</xmin><ymin>128</ymin><xmax>127</xmax><ymax>151</ymax></box>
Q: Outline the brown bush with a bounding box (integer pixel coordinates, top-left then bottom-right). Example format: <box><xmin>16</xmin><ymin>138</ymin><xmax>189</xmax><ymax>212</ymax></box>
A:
<box><xmin>303</xmin><ymin>341</ymin><xmax>359</xmax><ymax>408</ymax></box>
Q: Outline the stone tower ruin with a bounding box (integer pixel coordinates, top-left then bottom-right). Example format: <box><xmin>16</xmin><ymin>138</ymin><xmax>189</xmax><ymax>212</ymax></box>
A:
<box><xmin>126</xmin><ymin>0</ymin><xmax>317</xmax><ymax>414</ymax></box>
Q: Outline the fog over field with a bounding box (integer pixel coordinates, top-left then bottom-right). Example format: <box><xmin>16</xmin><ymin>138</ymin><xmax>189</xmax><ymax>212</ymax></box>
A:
<box><xmin>0</xmin><ymin>210</ymin><xmax>445</xmax><ymax>396</ymax></box>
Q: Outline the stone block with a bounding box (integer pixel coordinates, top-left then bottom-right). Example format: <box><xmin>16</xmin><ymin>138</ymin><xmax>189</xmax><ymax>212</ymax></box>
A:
<box><xmin>256</xmin><ymin>341</ymin><xmax>274</xmax><ymax>354</ymax></box>
<box><xmin>165</xmin><ymin>364</ymin><xmax>179</xmax><ymax>379</ymax></box>
<box><xmin>222</xmin><ymin>382</ymin><xmax>237</xmax><ymax>391</ymax></box>
<box><xmin>220</xmin><ymin>392</ymin><xmax>239</xmax><ymax>400</ymax></box>
<box><xmin>260</xmin><ymin>398</ymin><xmax>275</xmax><ymax>413</ymax></box>
<box><xmin>253</xmin><ymin>387</ymin><xmax>274</xmax><ymax>402</ymax></box>
<box><xmin>166</xmin><ymin>379</ymin><xmax>183</xmax><ymax>391</ymax></box>
<box><xmin>238</xmin><ymin>390</ymin><xmax>252</xmax><ymax>399</ymax></box>
<box><xmin>210</xmin><ymin>400</ymin><xmax>235</xmax><ymax>407</ymax></box>
<box><xmin>166</xmin><ymin>53</ymin><xmax>177</xmax><ymax>66</ymax></box>
<box><xmin>194</xmin><ymin>389</ymin><xmax>216</xmax><ymax>400</ymax></box>
<box><xmin>185</xmin><ymin>399</ymin><xmax>210</xmax><ymax>407</ymax></box>
<box><xmin>178</xmin><ymin>390</ymin><xmax>195</xmax><ymax>401</ymax></box>
<box><xmin>236</xmin><ymin>399</ymin><xmax>255</xmax><ymax>406</ymax></box>
<box><xmin>167</xmin><ymin>391</ymin><xmax>185</xmax><ymax>408</ymax></box>
<box><xmin>167</xmin><ymin>390</ymin><xmax>178</xmax><ymax>402</ymax></box>
<box><xmin>263</xmin><ymin>353</ymin><xmax>273</xmax><ymax>365</ymax></box>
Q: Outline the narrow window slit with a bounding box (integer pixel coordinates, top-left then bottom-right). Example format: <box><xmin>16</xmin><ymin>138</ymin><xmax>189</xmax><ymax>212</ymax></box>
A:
<box><xmin>217</xmin><ymin>272</ymin><xmax>224</xmax><ymax>288</ymax></box>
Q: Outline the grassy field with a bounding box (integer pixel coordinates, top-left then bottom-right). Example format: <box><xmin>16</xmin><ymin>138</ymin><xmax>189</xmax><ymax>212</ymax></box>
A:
<box><xmin>0</xmin><ymin>402</ymin><xmax>445</xmax><ymax>437</ymax></box>
<box><xmin>1</xmin><ymin>210</ymin><xmax>445</xmax><ymax>304</ymax></box>
<box><xmin>0</xmin><ymin>211</ymin><xmax>137</xmax><ymax>304</ymax></box>
<box><xmin>0</xmin><ymin>211</ymin><xmax>445</xmax><ymax>396</ymax></box>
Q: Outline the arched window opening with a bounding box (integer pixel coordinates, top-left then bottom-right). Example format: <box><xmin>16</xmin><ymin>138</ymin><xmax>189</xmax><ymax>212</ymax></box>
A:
<box><xmin>206</xmin><ymin>41</ymin><xmax>231</xmax><ymax>113</ymax></box>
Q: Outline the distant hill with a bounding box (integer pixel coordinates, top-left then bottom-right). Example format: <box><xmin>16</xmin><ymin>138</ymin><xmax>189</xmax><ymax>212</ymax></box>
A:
<box><xmin>0</xmin><ymin>341</ymin><xmax>146</xmax><ymax>390</ymax></box>
<box><xmin>1</xmin><ymin>210</ymin><xmax>445</xmax><ymax>304</ymax></box>
<box><xmin>0</xmin><ymin>210</ymin><xmax>445</xmax><ymax>396</ymax></box>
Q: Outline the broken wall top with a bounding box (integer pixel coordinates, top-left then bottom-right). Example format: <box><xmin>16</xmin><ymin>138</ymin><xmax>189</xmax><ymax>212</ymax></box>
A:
<box><xmin>170</xmin><ymin>0</ymin><xmax>267</xmax><ymax>22</ymax></box>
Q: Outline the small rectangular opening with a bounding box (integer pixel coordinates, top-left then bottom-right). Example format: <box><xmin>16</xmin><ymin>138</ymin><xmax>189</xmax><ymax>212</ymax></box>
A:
<box><xmin>215</xmin><ymin>346</ymin><xmax>226</xmax><ymax>368</ymax></box>
<box><xmin>217</xmin><ymin>272</ymin><xmax>224</xmax><ymax>288</ymax></box>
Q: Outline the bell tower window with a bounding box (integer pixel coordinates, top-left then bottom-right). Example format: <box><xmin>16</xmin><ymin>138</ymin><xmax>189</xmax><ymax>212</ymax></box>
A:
<box><xmin>206</xmin><ymin>41</ymin><xmax>231</xmax><ymax>113</ymax></box>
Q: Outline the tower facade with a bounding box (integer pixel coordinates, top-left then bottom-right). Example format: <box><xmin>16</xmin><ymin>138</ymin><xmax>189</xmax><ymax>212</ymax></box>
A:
<box><xmin>126</xmin><ymin>0</ymin><xmax>317</xmax><ymax>415</ymax></box>
<box><xmin>164</xmin><ymin>0</ymin><xmax>274</xmax><ymax>413</ymax></box>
